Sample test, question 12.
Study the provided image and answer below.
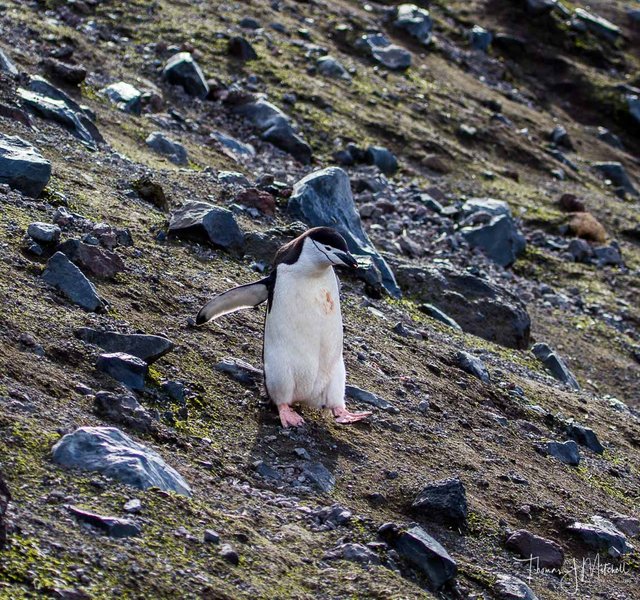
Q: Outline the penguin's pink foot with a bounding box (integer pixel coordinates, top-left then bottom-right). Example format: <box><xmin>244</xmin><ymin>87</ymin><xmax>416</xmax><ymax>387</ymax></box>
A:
<box><xmin>278</xmin><ymin>404</ymin><xmax>305</xmax><ymax>428</ymax></box>
<box><xmin>332</xmin><ymin>406</ymin><xmax>372</xmax><ymax>424</ymax></box>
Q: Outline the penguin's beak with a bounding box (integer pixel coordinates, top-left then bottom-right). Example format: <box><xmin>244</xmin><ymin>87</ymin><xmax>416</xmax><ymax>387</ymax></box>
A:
<box><xmin>335</xmin><ymin>251</ymin><xmax>359</xmax><ymax>269</ymax></box>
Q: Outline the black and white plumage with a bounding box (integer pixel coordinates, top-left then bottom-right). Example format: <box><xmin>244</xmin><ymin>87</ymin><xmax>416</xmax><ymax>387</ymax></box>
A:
<box><xmin>196</xmin><ymin>227</ymin><xmax>371</xmax><ymax>427</ymax></box>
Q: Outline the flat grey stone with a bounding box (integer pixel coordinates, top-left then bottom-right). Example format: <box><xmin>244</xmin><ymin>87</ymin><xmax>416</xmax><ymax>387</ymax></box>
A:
<box><xmin>52</xmin><ymin>426</ymin><xmax>191</xmax><ymax>496</ymax></box>
<box><xmin>345</xmin><ymin>385</ymin><xmax>398</xmax><ymax>413</ymax></box>
<box><xmin>42</xmin><ymin>252</ymin><xmax>105</xmax><ymax>312</ymax></box>
<box><xmin>75</xmin><ymin>327</ymin><xmax>174</xmax><ymax>364</ymax></box>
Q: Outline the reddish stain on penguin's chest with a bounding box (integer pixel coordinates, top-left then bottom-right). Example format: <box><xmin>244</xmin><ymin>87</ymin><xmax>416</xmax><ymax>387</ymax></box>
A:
<box><xmin>318</xmin><ymin>288</ymin><xmax>335</xmax><ymax>314</ymax></box>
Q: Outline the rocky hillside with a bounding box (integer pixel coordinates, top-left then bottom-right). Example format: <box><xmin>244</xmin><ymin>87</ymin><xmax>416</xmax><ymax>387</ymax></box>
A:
<box><xmin>1</xmin><ymin>0</ymin><xmax>639</xmax><ymax>598</ymax></box>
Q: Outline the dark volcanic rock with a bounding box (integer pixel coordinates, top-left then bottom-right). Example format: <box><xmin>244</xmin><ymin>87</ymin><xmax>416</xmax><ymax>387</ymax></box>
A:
<box><xmin>470</xmin><ymin>25</ymin><xmax>492</xmax><ymax>51</ymax></box>
<box><xmin>67</xmin><ymin>505</ymin><xmax>140</xmax><ymax>538</ymax></box>
<box><xmin>0</xmin><ymin>134</ymin><xmax>51</xmax><ymax>197</ymax></box>
<box><xmin>317</xmin><ymin>56</ymin><xmax>351</xmax><ymax>80</ymax></box>
<box><xmin>28</xmin><ymin>222</ymin><xmax>60</xmax><ymax>243</ymax></box>
<box><xmin>364</xmin><ymin>146</ymin><xmax>398</xmax><ymax>175</ymax></box>
<box><xmin>146</xmin><ymin>131</ymin><xmax>188</xmax><ymax>165</ymax></box>
<box><xmin>575</xmin><ymin>8</ymin><xmax>621</xmax><ymax>43</ymax></box>
<box><xmin>505</xmin><ymin>529</ymin><xmax>564</xmax><ymax>568</ymax></box>
<box><xmin>593</xmin><ymin>162</ymin><xmax>638</xmax><ymax>197</ymax></box>
<box><xmin>531</xmin><ymin>343</ymin><xmax>580</xmax><ymax>390</ymax></box>
<box><xmin>525</xmin><ymin>0</ymin><xmax>557</xmax><ymax>16</ymax></box>
<box><xmin>214</xmin><ymin>357</ymin><xmax>262</xmax><ymax>385</ymax></box>
<box><xmin>101</xmin><ymin>82</ymin><xmax>142</xmax><ymax>115</ymax></box>
<box><xmin>392</xmin><ymin>525</ymin><xmax>457</xmax><ymax>590</ymax></box>
<box><xmin>418</xmin><ymin>303</ymin><xmax>462</xmax><ymax>330</ymax></box>
<box><xmin>43</xmin><ymin>58</ymin><xmax>87</xmax><ymax>85</ymax></box>
<box><xmin>96</xmin><ymin>352</ymin><xmax>148</xmax><ymax>390</ymax></box>
<box><xmin>412</xmin><ymin>477</ymin><xmax>468</xmax><ymax>525</ymax></box>
<box><xmin>345</xmin><ymin>385</ymin><xmax>398</xmax><ymax>413</ymax></box>
<box><xmin>568</xmin><ymin>517</ymin><xmax>629</xmax><ymax>556</ymax></box>
<box><xmin>52</xmin><ymin>426</ymin><xmax>192</xmax><ymax>495</ymax></box>
<box><xmin>94</xmin><ymin>391</ymin><xmax>154</xmax><ymax>433</ymax></box>
<box><xmin>565</xmin><ymin>422</ymin><xmax>604</xmax><ymax>454</ymax></box>
<box><xmin>162</xmin><ymin>52</ymin><xmax>209</xmax><ymax>99</ymax></box>
<box><xmin>228</xmin><ymin>36</ymin><xmax>257</xmax><ymax>61</ymax></box>
<box><xmin>461</xmin><ymin>214</ymin><xmax>526</xmax><ymax>267</ymax></box>
<box><xmin>303</xmin><ymin>462</ymin><xmax>335</xmax><ymax>493</ymax></box>
<box><xmin>169</xmin><ymin>201</ymin><xmax>244</xmax><ymax>252</ymax></box>
<box><xmin>456</xmin><ymin>351</ymin><xmax>490</xmax><ymax>383</ymax></box>
<box><xmin>542</xmin><ymin>440</ymin><xmax>580</xmax><ymax>466</ymax></box>
<box><xmin>396</xmin><ymin>264</ymin><xmax>530</xmax><ymax>349</ymax></box>
<box><xmin>58</xmin><ymin>239</ymin><xmax>125</xmax><ymax>279</ymax></box>
<box><xmin>42</xmin><ymin>252</ymin><xmax>106</xmax><ymax>312</ymax></box>
<box><xmin>233</xmin><ymin>98</ymin><xmax>312</xmax><ymax>163</ymax></box>
<box><xmin>18</xmin><ymin>77</ymin><xmax>103</xmax><ymax>148</ymax></box>
<box><xmin>76</xmin><ymin>328</ymin><xmax>174</xmax><ymax>364</ymax></box>
<box><xmin>393</xmin><ymin>4</ymin><xmax>433</xmax><ymax>45</ymax></box>
<box><xmin>288</xmin><ymin>167</ymin><xmax>400</xmax><ymax>296</ymax></box>
<box><xmin>356</xmin><ymin>33</ymin><xmax>412</xmax><ymax>70</ymax></box>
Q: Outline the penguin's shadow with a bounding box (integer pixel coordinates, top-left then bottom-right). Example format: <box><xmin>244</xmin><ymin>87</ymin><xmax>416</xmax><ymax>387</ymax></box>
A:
<box><xmin>248</xmin><ymin>396</ymin><xmax>363</xmax><ymax>491</ymax></box>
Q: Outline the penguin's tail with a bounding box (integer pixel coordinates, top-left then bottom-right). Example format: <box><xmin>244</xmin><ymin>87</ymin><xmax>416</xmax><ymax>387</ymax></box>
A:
<box><xmin>195</xmin><ymin>276</ymin><xmax>271</xmax><ymax>326</ymax></box>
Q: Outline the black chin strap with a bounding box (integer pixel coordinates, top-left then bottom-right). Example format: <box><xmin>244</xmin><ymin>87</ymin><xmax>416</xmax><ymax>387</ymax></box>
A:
<box><xmin>311</xmin><ymin>239</ymin><xmax>338</xmax><ymax>265</ymax></box>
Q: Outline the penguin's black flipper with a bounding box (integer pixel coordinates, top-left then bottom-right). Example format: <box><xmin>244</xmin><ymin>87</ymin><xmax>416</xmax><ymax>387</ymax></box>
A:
<box><xmin>195</xmin><ymin>274</ymin><xmax>273</xmax><ymax>325</ymax></box>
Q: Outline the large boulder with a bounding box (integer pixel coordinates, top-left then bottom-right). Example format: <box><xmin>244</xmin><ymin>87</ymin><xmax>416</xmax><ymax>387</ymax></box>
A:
<box><xmin>18</xmin><ymin>77</ymin><xmax>103</xmax><ymax>148</ymax></box>
<box><xmin>41</xmin><ymin>252</ymin><xmax>106</xmax><ymax>312</ymax></box>
<box><xmin>0</xmin><ymin>134</ymin><xmax>51</xmax><ymax>197</ymax></box>
<box><xmin>169</xmin><ymin>201</ymin><xmax>244</xmax><ymax>252</ymax></box>
<box><xmin>234</xmin><ymin>98</ymin><xmax>312</xmax><ymax>163</ymax></box>
<box><xmin>52</xmin><ymin>426</ymin><xmax>191</xmax><ymax>496</ymax></box>
<box><xmin>395</xmin><ymin>263</ymin><xmax>531</xmax><ymax>349</ymax></box>
<box><xmin>162</xmin><ymin>52</ymin><xmax>209</xmax><ymax>99</ymax></box>
<box><xmin>288</xmin><ymin>167</ymin><xmax>400</xmax><ymax>296</ymax></box>
<box><xmin>76</xmin><ymin>327</ymin><xmax>174</xmax><ymax>364</ymax></box>
<box><xmin>565</xmin><ymin>421</ymin><xmax>604</xmax><ymax>454</ymax></box>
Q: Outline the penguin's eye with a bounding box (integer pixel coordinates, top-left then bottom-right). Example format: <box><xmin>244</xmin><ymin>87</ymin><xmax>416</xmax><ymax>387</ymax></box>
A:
<box><xmin>325</xmin><ymin>246</ymin><xmax>332</xmax><ymax>251</ymax></box>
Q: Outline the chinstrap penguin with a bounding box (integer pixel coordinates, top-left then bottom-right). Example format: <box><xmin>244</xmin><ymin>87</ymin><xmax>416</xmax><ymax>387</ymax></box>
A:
<box><xmin>196</xmin><ymin>227</ymin><xmax>372</xmax><ymax>428</ymax></box>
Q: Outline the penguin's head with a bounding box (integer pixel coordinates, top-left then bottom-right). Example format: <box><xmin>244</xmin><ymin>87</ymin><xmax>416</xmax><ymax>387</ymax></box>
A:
<box><xmin>276</xmin><ymin>227</ymin><xmax>359</xmax><ymax>270</ymax></box>
<box><xmin>305</xmin><ymin>227</ymin><xmax>359</xmax><ymax>269</ymax></box>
